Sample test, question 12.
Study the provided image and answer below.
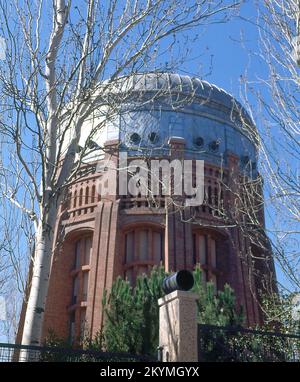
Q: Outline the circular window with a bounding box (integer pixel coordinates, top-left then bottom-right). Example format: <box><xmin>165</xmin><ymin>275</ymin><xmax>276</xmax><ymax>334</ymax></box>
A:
<box><xmin>148</xmin><ymin>132</ymin><xmax>159</xmax><ymax>143</ymax></box>
<box><xmin>130</xmin><ymin>133</ymin><xmax>141</xmax><ymax>144</ymax></box>
<box><xmin>194</xmin><ymin>136</ymin><xmax>204</xmax><ymax>148</ymax></box>
<box><xmin>209</xmin><ymin>140</ymin><xmax>220</xmax><ymax>152</ymax></box>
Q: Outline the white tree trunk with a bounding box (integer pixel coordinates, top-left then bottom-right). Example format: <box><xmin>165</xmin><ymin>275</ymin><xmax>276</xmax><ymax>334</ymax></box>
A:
<box><xmin>20</xmin><ymin>202</ymin><xmax>57</xmax><ymax>358</ymax></box>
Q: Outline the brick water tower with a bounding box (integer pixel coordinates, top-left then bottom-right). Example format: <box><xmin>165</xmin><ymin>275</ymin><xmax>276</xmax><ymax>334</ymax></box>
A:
<box><xmin>17</xmin><ymin>73</ymin><xmax>277</xmax><ymax>344</ymax></box>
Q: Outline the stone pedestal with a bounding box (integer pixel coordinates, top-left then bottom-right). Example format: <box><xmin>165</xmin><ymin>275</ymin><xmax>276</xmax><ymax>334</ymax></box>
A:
<box><xmin>158</xmin><ymin>290</ymin><xmax>198</xmax><ymax>362</ymax></box>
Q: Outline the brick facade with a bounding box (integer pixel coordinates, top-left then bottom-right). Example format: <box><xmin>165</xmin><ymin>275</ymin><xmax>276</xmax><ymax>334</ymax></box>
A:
<box><xmin>35</xmin><ymin>139</ymin><xmax>276</xmax><ymax>343</ymax></box>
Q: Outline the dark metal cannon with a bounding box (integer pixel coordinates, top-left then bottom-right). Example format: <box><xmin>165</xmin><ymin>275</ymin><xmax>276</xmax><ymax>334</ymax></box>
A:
<box><xmin>162</xmin><ymin>270</ymin><xmax>194</xmax><ymax>295</ymax></box>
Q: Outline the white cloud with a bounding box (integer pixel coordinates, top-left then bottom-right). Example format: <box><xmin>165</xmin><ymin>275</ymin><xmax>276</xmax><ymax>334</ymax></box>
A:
<box><xmin>0</xmin><ymin>37</ymin><xmax>6</xmax><ymax>60</ymax></box>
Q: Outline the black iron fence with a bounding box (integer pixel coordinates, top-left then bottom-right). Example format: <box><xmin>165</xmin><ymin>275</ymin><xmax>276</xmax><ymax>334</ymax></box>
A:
<box><xmin>198</xmin><ymin>324</ymin><xmax>300</xmax><ymax>362</ymax></box>
<box><xmin>2</xmin><ymin>326</ymin><xmax>299</xmax><ymax>362</ymax></box>
<box><xmin>0</xmin><ymin>342</ymin><xmax>156</xmax><ymax>362</ymax></box>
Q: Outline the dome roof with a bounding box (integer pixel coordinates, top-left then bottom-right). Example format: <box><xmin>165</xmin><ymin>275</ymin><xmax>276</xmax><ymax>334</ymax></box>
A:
<box><xmin>61</xmin><ymin>73</ymin><xmax>258</xmax><ymax>165</ymax></box>
<box><xmin>102</xmin><ymin>72</ymin><xmax>255</xmax><ymax>134</ymax></box>
<box><xmin>121</xmin><ymin>72</ymin><xmax>237</xmax><ymax>106</ymax></box>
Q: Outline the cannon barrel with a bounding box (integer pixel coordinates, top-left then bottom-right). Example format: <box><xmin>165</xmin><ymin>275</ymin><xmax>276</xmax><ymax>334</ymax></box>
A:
<box><xmin>162</xmin><ymin>270</ymin><xmax>194</xmax><ymax>295</ymax></box>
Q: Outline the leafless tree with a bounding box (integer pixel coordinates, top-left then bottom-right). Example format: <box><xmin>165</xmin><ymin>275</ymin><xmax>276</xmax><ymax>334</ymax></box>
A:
<box><xmin>239</xmin><ymin>0</ymin><xmax>300</xmax><ymax>293</ymax></box>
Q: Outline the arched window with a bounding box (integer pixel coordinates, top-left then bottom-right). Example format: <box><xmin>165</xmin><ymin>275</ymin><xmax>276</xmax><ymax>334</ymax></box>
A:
<box><xmin>85</xmin><ymin>187</ymin><xmax>89</xmax><ymax>205</ymax></box>
<box><xmin>82</xmin><ymin>272</ymin><xmax>89</xmax><ymax>301</ymax></box>
<box><xmin>69</xmin><ymin>311</ymin><xmax>75</xmax><ymax>344</ymax></box>
<box><xmin>71</xmin><ymin>275</ymin><xmax>79</xmax><ymax>305</ymax></box>
<box><xmin>73</xmin><ymin>190</ymin><xmax>77</xmax><ymax>208</ymax></box>
<box><xmin>79</xmin><ymin>188</ymin><xmax>83</xmax><ymax>206</ymax></box>
<box><xmin>80</xmin><ymin>308</ymin><xmax>87</xmax><ymax>340</ymax></box>
<box><xmin>74</xmin><ymin>240</ymin><xmax>81</xmax><ymax>269</ymax></box>
<box><xmin>193</xmin><ymin>231</ymin><xmax>218</xmax><ymax>289</ymax></box>
<box><xmin>91</xmin><ymin>185</ymin><xmax>96</xmax><ymax>202</ymax></box>
<box><xmin>124</xmin><ymin>227</ymin><xmax>164</xmax><ymax>284</ymax></box>
<box><xmin>69</xmin><ymin>233</ymin><xmax>93</xmax><ymax>343</ymax></box>
<box><xmin>73</xmin><ymin>236</ymin><xmax>92</xmax><ymax>269</ymax></box>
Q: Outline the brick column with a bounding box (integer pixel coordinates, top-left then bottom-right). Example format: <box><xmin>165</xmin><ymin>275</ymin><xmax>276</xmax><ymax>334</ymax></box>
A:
<box><xmin>158</xmin><ymin>290</ymin><xmax>198</xmax><ymax>362</ymax></box>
